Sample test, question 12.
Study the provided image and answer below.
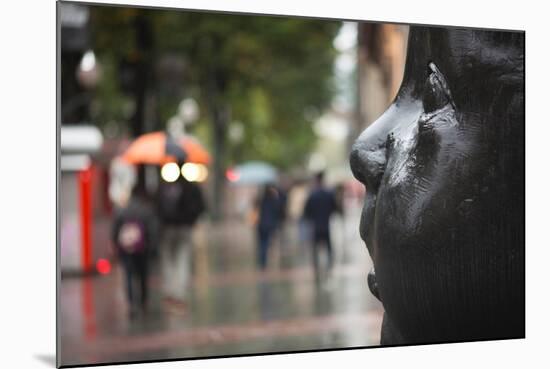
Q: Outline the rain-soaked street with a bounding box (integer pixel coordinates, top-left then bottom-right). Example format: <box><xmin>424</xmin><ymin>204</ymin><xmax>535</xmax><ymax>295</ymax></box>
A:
<box><xmin>59</xmin><ymin>203</ymin><xmax>384</xmax><ymax>366</ymax></box>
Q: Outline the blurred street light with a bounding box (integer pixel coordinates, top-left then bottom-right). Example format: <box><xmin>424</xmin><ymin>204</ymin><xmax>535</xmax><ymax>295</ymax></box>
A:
<box><xmin>181</xmin><ymin>163</ymin><xmax>208</xmax><ymax>182</ymax></box>
<box><xmin>77</xmin><ymin>49</ymin><xmax>100</xmax><ymax>88</ymax></box>
<box><xmin>160</xmin><ymin>162</ymin><xmax>180</xmax><ymax>182</ymax></box>
<box><xmin>226</xmin><ymin>168</ymin><xmax>240</xmax><ymax>182</ymax></box>
<box><xmin>96</xmin><ymin>259</ymin><xmax>111</xmax><ymax>275</ymax></box>
<box><xmin>196</xmin><ymin>164</ymin><xmax>208</xmax><ymax>182</ymax></box>
<box><xmin>80</xmin><ymin>50</ymin><xmax>96</xmax><ymax>72</ymax></box>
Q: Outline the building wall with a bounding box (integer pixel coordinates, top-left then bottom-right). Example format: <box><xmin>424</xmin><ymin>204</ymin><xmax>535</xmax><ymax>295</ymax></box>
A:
<box><xmin>355</xmin><ymin>23</ymin><xmax>409</xmax><ymax>135</ymax></box>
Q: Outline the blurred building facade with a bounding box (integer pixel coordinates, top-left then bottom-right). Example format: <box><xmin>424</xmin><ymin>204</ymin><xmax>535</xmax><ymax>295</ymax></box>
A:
<box><xmin>310</xmin><ymin>23</ymin><xmax>408</xmax><ymax>187</ymax></box>
<box><xmin>354</xmin><ymin>23</ymin><xmax>409</xmax><ymax>136</ymax></box>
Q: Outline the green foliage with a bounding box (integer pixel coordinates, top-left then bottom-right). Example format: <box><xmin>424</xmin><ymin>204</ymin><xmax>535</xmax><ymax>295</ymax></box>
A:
<box><xmin>88</xmin><ymin>56</ymin><xmax>134</xmax><ymax>127</ymax></box>
<box><xmin>89</xmin><ymin>6</ymin><xmax>340</xmax><ymax>169</ymax></box>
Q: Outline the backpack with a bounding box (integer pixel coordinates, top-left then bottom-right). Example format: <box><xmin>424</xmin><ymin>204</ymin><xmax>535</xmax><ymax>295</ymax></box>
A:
<box><xmin>180</xmin><ymin>182</ymin><xmax>205</xmax><ymax>225</ymax></box>
<box><xmin>158</xmin><ymin>182</ymin><xmax>183</xmax><ymax>221</ymax></box>
<box><xmin>158</xmin><ymin>180</ymin><xmax>205</xmax><ymax>225</ymax></box>
<box><xmin>117</xmin><ymin>219</ymin><xmax>146</xmax><ymax>254</ymax></box>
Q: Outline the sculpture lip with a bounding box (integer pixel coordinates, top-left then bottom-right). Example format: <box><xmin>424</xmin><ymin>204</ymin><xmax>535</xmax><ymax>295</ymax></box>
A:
<box><xmin>367</xmin><ymin>267</ymin><xmax>380</xmax><ymax>301</ymax></box>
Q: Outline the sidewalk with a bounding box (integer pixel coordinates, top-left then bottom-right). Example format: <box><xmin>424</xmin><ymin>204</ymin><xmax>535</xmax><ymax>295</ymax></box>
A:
<box><xmin>59</xmin><ymin>204</ymin><xmax>383</xmax><ymax>366</ymax></box>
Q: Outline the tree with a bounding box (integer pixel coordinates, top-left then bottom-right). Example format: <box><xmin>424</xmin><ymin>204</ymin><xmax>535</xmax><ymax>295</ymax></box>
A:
<box><xmin>88</xmin><ymin>6</ymin><xmax>340</xmax><ymax>219</ymax></box>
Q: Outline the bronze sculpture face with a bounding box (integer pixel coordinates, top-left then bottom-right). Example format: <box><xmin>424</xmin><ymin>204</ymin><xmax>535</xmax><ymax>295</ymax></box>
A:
<box><xmin>350</xmin><ymin>26</ymin><xmax>524</xmax><ymax>345</ymax></box>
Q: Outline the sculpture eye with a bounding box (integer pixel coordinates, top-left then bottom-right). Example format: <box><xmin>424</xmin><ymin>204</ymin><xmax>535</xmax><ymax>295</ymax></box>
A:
<box><xmin>422</xmin><ymin>62</ymin><xmax>453</xmax><ymax>113</ymax></box>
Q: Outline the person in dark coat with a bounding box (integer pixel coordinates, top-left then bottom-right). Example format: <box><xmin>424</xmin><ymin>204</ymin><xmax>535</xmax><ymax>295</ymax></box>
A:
<box><xmin>256</xmin><ymin>183</ymin><xmax>281</xmax><ymax>270</ymax></box>
<box><xmin>156</xmin><ymin>172</ymin><xmax>206</xmax><ymax>313</ymax></box>
<box><xmin>303</xmin><ymin>171</ymin><xmax>338</xmax><ymax>281</ymax></box>
<box><xmin>111</xmin><ymin>183</ymin><xmax>158</xmax><ymax>317</ymax></box>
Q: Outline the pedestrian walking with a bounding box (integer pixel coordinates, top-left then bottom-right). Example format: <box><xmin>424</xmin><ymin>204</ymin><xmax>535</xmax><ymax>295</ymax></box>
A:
<box><xmin>303</xmin><ymin>171</ymin><xmax>338</xmax><ymax>282</ymax></box>
<box><xmin>111</xmin><ymin>183</ymin><xmax>158</xmax><ymax>318</ymax></box>
<box><xmin>274</xmin><ymin>178</ymin><xmax>290</xmax><ymax>252</ymax></box>
<box><xmin>157</xmin><ymin>171</ymin><xmax>205</xmax><ymax>313</ymax></box>
<box><xmin>255</xmin><ymin>183</ymin><xmax>282</xmax><ymax>270</ymax></box>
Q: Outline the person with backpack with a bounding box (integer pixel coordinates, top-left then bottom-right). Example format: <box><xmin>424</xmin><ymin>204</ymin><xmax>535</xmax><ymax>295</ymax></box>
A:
<box><xmin>111</xmin><ymin>182</ymin><xmax>158</xmax><ymax>318</ymax></box>
<box><xmin>156</xmin><ymin>169</ymin><xmax>205</xmax><ymax>313</ymax></box>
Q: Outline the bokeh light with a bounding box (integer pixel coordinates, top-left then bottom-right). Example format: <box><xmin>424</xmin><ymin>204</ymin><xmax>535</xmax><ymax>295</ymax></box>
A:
<box><xmin>96</xmin><ymin>258</ymin><xmax>111</xmax><ymax>275</ymax></box>
<box><xmin>196</xmin><ymin>164</ymin><xmax>208</xmax><ymax>182</ymax></box>
<box><xmin>226</xmin><ymin>168</ymin><xmax>240</xmax><ymax>182</ymax></box>
<box><xmin>181</xmin><ymin>163</ymin><xmax>208</xmax><ymax>182</ymax></box>
<box><xmin>161</xmin><ymin>162</ymin><xmax>180</xmax><ymax>182</ymax></box>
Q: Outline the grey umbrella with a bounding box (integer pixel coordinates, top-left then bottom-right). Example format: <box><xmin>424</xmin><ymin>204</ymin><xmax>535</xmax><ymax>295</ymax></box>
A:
<box><xmin>228</xmin><ymin>161</ymin><xmax>278</xmax><ymax>185</ymax></box>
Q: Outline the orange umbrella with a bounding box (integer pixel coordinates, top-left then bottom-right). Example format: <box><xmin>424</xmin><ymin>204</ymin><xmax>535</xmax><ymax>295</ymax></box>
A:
<box><xmin>121</xmin><ymin>131</ymin><xmax>210</xmax><ymax>165</ymax></box>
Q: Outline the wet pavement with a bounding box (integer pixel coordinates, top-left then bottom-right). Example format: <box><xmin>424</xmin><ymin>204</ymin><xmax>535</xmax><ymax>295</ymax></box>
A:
<box><xmin>59</xmin><ymin>203</ymin><xmax>384</xmax><ymax>366</ymax></box>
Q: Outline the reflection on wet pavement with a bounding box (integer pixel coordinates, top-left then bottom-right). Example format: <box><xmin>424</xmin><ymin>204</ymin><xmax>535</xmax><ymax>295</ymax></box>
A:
<box><xmin>59</xmin><ymin>205</ymin><xmax>384</xmax><ymax>366</ymax></box>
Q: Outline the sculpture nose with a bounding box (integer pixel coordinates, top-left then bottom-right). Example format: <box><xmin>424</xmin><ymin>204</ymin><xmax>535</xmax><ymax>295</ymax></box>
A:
<box><xmin>349</xmin><ymin>106</ymin><xmax>397</xmax><ymax>193</ymax></box>
<box><xmin>349</xmin><ymin>137</ymin><xmax>387</xmax><ymax>193</ymax></box>
<box><xmin>350</xmin><ymin>98</ymin><xmax>423</xmax><ymax>192</ymax></box>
